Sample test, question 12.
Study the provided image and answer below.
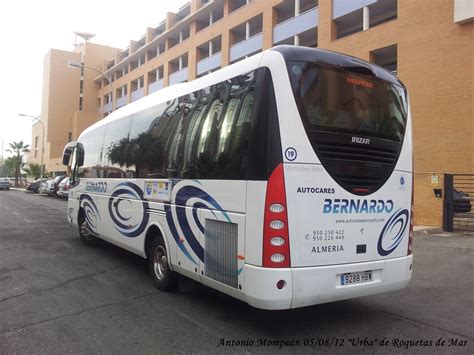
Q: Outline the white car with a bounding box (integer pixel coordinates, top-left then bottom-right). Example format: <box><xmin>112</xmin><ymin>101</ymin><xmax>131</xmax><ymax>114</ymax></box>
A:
<box><xmin>56</xmin><ymin>177</ymin><xmax>70</xmax><ymax>198</ymax></box>
<box><xmin>39</xmin><ymin>175</ymin><xmax>66</xmax><ymax>195</ymax></box>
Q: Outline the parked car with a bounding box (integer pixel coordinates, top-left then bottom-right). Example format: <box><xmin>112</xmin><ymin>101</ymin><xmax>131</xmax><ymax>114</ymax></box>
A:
<box><xmin>454</xmin><ymin>189</ymin><xmax>472</xmax><ymax>213</ymax></box>
<box><xmin>26</xmin><ymin>179</ymin><xmax>46</xmax><ymax>193</ymax></box>
<box><xmin>56</xmin><ymin>177</ymin><xmax>70</xmax><ymax>198</ymax></box>
<box><xmin>0</xmin><ymin>177</ymin><xmax>10</xmax><ymax>190</ymax></box>
<box><xmin>40</xmin><ymin>175</ymin><xmax>67</xmax><ymax>196</ymax></box>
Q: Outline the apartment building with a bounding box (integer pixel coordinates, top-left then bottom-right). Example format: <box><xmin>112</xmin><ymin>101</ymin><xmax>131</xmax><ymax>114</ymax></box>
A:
<box><xmin>30</xmin><ymin>42</ymin><xmax>119</xmax><ymax>175</ymax></box>
<box><xmin>30</xmin><ymin>0</ymin><xmax>473</xmax><ymax>227</ymax></box>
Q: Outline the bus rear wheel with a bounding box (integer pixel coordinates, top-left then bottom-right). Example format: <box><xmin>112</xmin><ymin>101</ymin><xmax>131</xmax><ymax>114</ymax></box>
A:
<box><xmin>149</xmin><ymin>237</ymin><xmax>178</xmax><ymax>291</ymax></box>
<box><xmin>78</xmin><ymin>212</ymin><xmax>99</xmax><ymax>246</ymax></box>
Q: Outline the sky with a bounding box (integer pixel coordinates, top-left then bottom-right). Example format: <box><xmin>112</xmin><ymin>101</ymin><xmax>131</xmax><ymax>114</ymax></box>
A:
<box><xmin>0</xmin><ymin>0</ymin><xmax>188</xmax><ymax>158</ymax></box>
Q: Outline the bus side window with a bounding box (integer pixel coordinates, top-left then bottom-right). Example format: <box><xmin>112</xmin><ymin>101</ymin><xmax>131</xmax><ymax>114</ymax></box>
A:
<box><xmin>124</xmin><ymin>100</ymin><xmax>178</xmax><ymax>179</ymax></box>
<box><xmin>214</xmin><ymin>73</ymin><xmax>255</xmax><ymax>177</ymax></box>
<box><xmin>78</xmin><ymin>126</ymin><xmax>106</xmax><ymax>178</ymax></box>
<box><xmin>179</xmin><ymin>71</ymin><xmax>256</xmax><ymax>180</ymax></box>
<box><xmin>103</xmin><ymin>116</ymin><xmax>133</xmax><ymax>178</ymax></box>
<box><xmin>181</xmin><ymin>90</ymin><xmax>210</xmax><ymax>177</ymax></box>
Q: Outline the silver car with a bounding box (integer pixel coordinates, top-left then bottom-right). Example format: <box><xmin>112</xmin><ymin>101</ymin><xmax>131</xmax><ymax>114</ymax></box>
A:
<box><xmin>39</xmin><ymin>179</ymin><xmax>54</xmax><ymax>195</ymax></box>
<box><xmin>0</xmin><ymin>177</ymin><xmax>9</xmax><ymax>190</ymax></box>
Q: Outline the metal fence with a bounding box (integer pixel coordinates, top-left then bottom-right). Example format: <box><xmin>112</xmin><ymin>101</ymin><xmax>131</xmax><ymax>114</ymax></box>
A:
<box><xmin>443</xmin><ymin>174</ymin><xmax>474</xmax><ymax>233</ymax></box>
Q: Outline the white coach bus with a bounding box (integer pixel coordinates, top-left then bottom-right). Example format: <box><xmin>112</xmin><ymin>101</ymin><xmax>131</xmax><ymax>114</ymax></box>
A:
<box><xmin>62</xmin><ymin>46</ymin><xmax>413</xmax><ymax>310</ymax></box>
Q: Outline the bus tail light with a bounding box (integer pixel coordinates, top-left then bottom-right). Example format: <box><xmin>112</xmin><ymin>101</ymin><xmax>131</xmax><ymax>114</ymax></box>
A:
<box><xmin>408</xmin><ymin>174</ymin><xmax>414</xmax><ymax>255</ymax></box>
<box><xmin>263</xmin><ymin>163</ymin><xmax>290</xmax><ymax>268</ymax></box>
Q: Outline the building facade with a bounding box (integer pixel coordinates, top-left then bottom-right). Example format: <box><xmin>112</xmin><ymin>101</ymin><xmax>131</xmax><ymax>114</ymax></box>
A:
<box><xmin>31</xmin><ymin>0</ymin><xmax>473</xmax><ymax>226</ymax></box>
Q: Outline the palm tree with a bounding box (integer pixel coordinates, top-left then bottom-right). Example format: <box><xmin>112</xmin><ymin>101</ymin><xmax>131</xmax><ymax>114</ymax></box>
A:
<box><xmin>7</xmin><ymin>140</ymin><xmax>30</xmax><ymax>187</ymax></box>
<box><xmin>24</xmin><ymin>163</ymin><xmax>44</xmax><ymax>180</ymax></box>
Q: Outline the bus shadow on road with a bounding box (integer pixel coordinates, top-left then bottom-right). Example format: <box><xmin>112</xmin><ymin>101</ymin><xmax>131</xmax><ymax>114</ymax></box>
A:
<box><xmin>82</xmin><ymin>237</ymin><xmax>385</xmax><ymax>335</ymax></box>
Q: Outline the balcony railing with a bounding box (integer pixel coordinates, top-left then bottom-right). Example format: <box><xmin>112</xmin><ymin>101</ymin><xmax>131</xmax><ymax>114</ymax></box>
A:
<box><xmin>131</xmin><ymin>88</ymin><xmax>145</xmax><ymax>102</ymax></box>
<box><xmin>148</xmin><ymin>79</ymin><xmax>164</xmax><ymax>94</ymax></box>
<box><xmin>230</xmin><ymin>33</ymin><xmax>263</xmax><ymax>62</ymax></box>
<box><xmin>116</xmin><ymin>95</ymin><xmax>128</xmax><ymax>109</ymax></box>
<box><xmin>104</xmin><ymin>102</ymin><xmax>113</xmax><ymax>113</ymax></box>
<box><xmin>169</xmin><ymin>67</ymin><xmax>189</xmax><ymax>85</ymax></box>
<box><xmin>273</xmin><ymin>7</ymin><xmax>318</xmax><ymax>43</ymax></box>
<box><xmin>333</xmin><ymin>0</ymin><xmax>376</xmax><ymax>19</ymax></box>
<box><xmin>197</xmin><ymin>52</ymin><xmax>222</xmax><ymax>75</ymax></box>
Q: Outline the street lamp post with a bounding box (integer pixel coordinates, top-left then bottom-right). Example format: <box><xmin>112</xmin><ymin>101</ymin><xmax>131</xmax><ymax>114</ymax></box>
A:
<box><xmin>68</xmin><ymin>61</ymin><xmax>114</xmax><ymax>113</ymax></box>
<box><xmin>0</xmin><ymin>136</ymin><xmax>3</xmax><ymax>177</ymax></box>
<box><xmin>19</xmin><ymin>114</ymin><xmax>44</xmax><ymax>180</ymax></box>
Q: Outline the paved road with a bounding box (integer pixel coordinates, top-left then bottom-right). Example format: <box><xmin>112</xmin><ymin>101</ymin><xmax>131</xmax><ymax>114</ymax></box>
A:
<box><xmin>0</xmin><ymin>190</ymin><xmax>472</xmax><ymax>354</ymax></box>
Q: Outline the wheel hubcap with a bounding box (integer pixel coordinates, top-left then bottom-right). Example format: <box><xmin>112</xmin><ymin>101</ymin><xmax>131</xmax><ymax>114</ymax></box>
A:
<box><xmin>153</xmin><ymin>246</ymin><xmax>168</xmax><ymax>280</ymax></box>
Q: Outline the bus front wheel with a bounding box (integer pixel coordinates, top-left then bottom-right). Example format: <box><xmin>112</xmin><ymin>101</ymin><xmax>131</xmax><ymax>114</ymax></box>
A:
<box><xmin>149</xmin><ymin>237</ymin><xmax>178</xmax><ymax>291</ymax></box>
<box><xmin>78</xmin><ymin>211</ymin><xmax>99</xmax><ymax>246</ymax></box>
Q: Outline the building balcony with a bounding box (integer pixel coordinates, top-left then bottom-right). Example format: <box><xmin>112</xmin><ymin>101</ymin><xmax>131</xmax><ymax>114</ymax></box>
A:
<box><xmin>131</xmin><ymin>88</ymin><xmax>145</xmax><ymax>102</ymax></box>
<box><xmin>148</xmin><ymin>79</ymin><xmax>164</xmax><ymax>94</ymax></box>
<box><xmin>169</xmin><ymin>67</ymin><xmax>188</xmax><ymax>85</ymax></box>
<box><xmin>197</xmin><ymin>52</ymin><xmax>222</xmax><ymax>76</ymax></box>
<box><xmin>116</xmin><ymin>95</ymin><xmax>128</xmax><ymax>109</ymax></box>
<box><xmin>273</xmin><ymin>7</ymin><xmax>318</xmax><ymax>43</ymax></box>
<box><xmin>333</xmin><ymin>0</ymin><xmax>376</xmax><ymax>19</ymax></box>
<box><xmin>104</xmin><ymin>102</ymin><xmax>113</xmax><ymax>113</ymax></box>
<box><xmin>229</xmin><ymin>33</ymin><xmax>263</xmax><ymax>62</ymax></box>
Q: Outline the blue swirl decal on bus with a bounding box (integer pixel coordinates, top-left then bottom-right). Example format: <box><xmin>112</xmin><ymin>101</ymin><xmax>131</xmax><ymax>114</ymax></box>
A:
<box><xmin>80</xmin><ymin>194</ymin><xmax>100</xmax><ymax>233</ymax></box>
<box><xmin>108</xmin><ymin>182</ymin><xmax>149</xmax><ymax>238</ymax></box>
<box><xmin>165</xmin><ymin>185</ymin><xmax>231</xmax><ymax>264</ymax></box>
<box><xmin>377</xmin><ymin>209</ymin><xmax>409</xmax><ymax>256</ymax></box>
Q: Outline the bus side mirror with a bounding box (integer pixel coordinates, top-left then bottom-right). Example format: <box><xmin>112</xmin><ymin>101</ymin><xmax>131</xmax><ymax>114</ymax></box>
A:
<box><xmin>76</xmin><ymin>143</ymin><xmax>84</xmax><ymax>167</ymax></box>
<box><xmin>62</xmin><ymin>142</ymin><xmax>77</xmax><ymax>166</ymax></box>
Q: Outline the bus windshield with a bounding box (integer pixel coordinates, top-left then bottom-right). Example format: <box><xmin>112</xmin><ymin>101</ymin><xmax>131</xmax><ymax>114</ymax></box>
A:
<box><xmin>288</xmin><ymin>61</ymin><xmax>408</xmax><ymax>142</ymax></box>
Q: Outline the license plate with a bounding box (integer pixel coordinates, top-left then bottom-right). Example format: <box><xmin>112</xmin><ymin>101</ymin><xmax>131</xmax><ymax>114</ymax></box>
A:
<box><xmin>340</xmin><ymin>271</ymin><xmax>373</xmax><ymax>285</ymax></box>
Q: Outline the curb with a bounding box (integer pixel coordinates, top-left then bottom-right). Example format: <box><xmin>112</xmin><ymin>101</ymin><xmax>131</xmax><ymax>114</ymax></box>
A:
<box><xmin>413</xmin><ymin>227</ymin><xmax>444</xmax><ymax>237</ymax></box>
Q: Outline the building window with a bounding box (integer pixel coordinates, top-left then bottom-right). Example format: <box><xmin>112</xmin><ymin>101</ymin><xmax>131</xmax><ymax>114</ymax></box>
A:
<box><xmin>370</xmin><ymin>44</ymin><xmax>398</xmax><ymax>76</ymax></box>
<box><xmin>230</xmin><ymin>13</ymin><xmax>263</xmax><ymax>46</ymax></box>
<box><xmin>131</xmin><ymin>76</ymin><xmax>144</xmax><ymax>91</ymax></box>
<box><xmin>116</xmin><ymin>85</ymin><xmax>127</xmax><ymax>98</ymax></box>
<box><xmin>196</xmin><ymin>6</ymin><xmax>224</xmax><ymax>32</ymax></box>
<box><xmin>229</xmin><ymin>0</ymin><xmax>249</xmax><ymax>13</ymax></box>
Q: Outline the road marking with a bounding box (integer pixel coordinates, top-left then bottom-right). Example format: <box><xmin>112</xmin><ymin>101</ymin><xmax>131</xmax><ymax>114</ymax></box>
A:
<box><xmin>24</xmin><ymin>218</ymin><xmax>32</xmax><ymax>223</ymax></box>
<box><xmin>4</xmin><ymin>206</ymin><xmax>9</xmax><ymax>210</ymax></box>
<box><xmin>13</xmin><ymin>211</ymin><xmax>19</xmax><ymax>216</ymax></box>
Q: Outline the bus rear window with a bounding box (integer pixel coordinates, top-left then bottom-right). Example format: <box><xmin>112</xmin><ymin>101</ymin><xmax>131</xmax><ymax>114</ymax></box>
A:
<box><xmin>288</xmin><ymin>61</ymin><xmax>407</xmax><ymax>142</ymax></box>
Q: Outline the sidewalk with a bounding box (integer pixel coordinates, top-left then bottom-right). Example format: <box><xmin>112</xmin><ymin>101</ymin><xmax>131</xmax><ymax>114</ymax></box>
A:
<box><xmin>9</xmin><ymin>187</ymin><xmax>27</xmax><ymax>191</ymax></box>
<box><xmin>413</xmin><ymin>225</ymin><xmax>443</xmax><ymax>236</ymax></box>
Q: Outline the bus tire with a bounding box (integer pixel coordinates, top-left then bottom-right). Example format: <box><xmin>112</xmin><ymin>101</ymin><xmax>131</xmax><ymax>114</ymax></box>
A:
<box><xmin>149</xmin><ymin>237</ymin><xmax>178</xmax><ymax>291</ymax></box>
<box><xmin>78</xmin><ymin>210</ymin><xmax>99</xmax><ymax>247</ymax></box>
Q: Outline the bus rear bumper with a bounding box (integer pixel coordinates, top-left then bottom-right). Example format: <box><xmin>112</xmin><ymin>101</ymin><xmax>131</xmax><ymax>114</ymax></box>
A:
<box><xmin>244</xmin><ymin>255</ymin><xmax>413</xmax><ymax>310</ymax></box>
